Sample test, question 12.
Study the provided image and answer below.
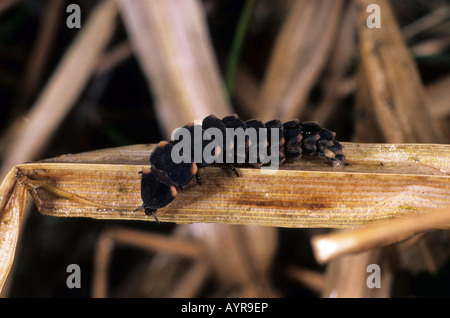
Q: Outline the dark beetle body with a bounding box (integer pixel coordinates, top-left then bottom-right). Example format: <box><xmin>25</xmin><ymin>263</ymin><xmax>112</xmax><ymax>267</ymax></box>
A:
<box><xmin>136</xmin><ymin>114</ymin><xmax>346</xmax><ymax>222</ymax></box>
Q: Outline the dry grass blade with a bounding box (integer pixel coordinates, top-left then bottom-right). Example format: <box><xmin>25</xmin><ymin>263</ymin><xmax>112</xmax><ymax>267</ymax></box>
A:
<box><xmin>116</xmin><ymin>0</ymin><xmax>232</xmax><ymax>138</ymax></box>
<box><xmin>95</xmin><ymin>41</ymin><xmax>133</xmax><ymax>76</ymax></box>
<box><xmin>0</xmin><ymin>168</ymin><xmax>26</xmax><ymax>290</ymax></box>
<box><xmin>0</xmin><ymin>0</ymin><xmax>20</xmax><ymax>14</ymax></box>
<box><xmin>311</xmin><ymin>2</ymin><xmax>356</xmax><ymax>125</ymax></box>
<box><xmin>427</xmin><ymin>75</ymin><xmax>450</xmax><ymax>119</ymax></box>
<box><xmin>258</xmin><ymin>0</ymin><xmax>345</xmax><ymax>122</ymax></box>
<box><xmin>321</xmin><ymin>247</ymin><xmax>392</xmax><ymax>297</ymax></box>
<box><xmin>353</xmin><ymin>65</ymin><xmax>384</xmax><ymax>143</ymax></box>
<box><xmin>92</xmin><ymin>226</ymin><xmax>205</xmax><ymax>297</ymax></box>
<box><xmin>98</xmin><ymin>226</ymin><xmax>204</xmax><ymax>259</ymax></box>
<box><xmin>285</xmin><ymin>266</ymin><xmax>325</xmax><ymax>294</ymax></box>
<box><xmin>0</xmin><ymin>0</ymin><xmax>117</xmax><ymax>179</ymax></box>
<box><xmin>115</xmin><ymin>225</ymin><xmax>208</xmax><ymax>297</ymax></box>
<box><xmin>190</xmin><ymin>223</ymin><xmax>277</xmax><ymax>297</ymax></box>
<box><xmin>11</xmin><ymin>0</ymin><xmax>64</xmax><ymax>117</ymax></box>
<box><xmin>354</xmin><ymin>0</ymin><xmax>444</xmax><ymax>143</ymax></box>
<box><xmin>312</xmin><ymin>207</ymin><xmax>450</xmax><ymax>264</ymax></box>
<box><xmin>167</xmin><ymin>260</ymin><xmax>211</xmax><ymax>298</ymax></box>
<box><xmin>411</xmin><ymin>36</ymin><xmax>450</xmax><ymax>56</ymax></box>
<box><xmin>0</xmin><ymin>142</ymin><xmax>446</xmax><ymax>229</ymax></box>
<box><xmin>402</xmin><ymin>6</ymin><xmax>450</xmax><ymax>40</ymax></box>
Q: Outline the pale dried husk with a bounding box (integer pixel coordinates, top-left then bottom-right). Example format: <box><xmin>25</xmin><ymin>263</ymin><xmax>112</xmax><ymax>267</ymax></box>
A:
<box><xmin>14</xmin><ymin>142</ymin><xmax>450</xmax><ymax>227</ymax></box>
<box><xmin>0</xmin><ymin>142</ymin><xmax>449</xmax><ymax>290</ymax></box>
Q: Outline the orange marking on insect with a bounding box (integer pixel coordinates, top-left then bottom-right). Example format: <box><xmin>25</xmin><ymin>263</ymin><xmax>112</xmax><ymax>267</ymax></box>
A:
<box><xmin>170</xmin><ymin>186</ymin><xmax>178</xmax><ymax>198</ymax></box>
<box><xmin>191</xmin><ymin>162</ymin><xmax>198</xmax><ymax>175</ymax></box>
<box><xmin>158</xmin><ymin>140</ymin><xmax>169</xmax><ymax>148</ymax></box>
<box><xmin>142</xmin><ymin>167</ymin><xmax>151</xmax><ymax>174</ymax></box>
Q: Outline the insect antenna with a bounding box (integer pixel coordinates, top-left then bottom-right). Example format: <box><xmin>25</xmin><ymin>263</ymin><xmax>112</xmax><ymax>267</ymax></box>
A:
<box><xmin>134</xmin><ymin>204</ymin><xmax>160</xmax><ymax>223</ymax></box>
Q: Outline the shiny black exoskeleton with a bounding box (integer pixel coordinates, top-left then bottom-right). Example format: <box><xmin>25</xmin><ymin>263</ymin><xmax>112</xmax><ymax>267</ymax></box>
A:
<box><xmin>135</xmin><ymin>114</ymin><xmax>346</xmax><ymax>222</ymax></box>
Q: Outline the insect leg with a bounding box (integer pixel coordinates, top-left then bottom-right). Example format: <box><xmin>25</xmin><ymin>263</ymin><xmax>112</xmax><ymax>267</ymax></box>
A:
<box><xmin>134</xmin><ymin>204</ymin><xmax>159</xmax><ymax>223</ymax></box>
<box><xmin>228</xmin><ymin>164</ymin><xmax>239</xmax><ymax>177</ymax></box>
<box><xmin>144</xmin><ymin>208</ymin><xmax>160</xmax><ymax>223</ymax></box>
<box><xmin>195</xmin><ymin>171</ymin><xmax>202</xmax><ymax>185</ymax></box>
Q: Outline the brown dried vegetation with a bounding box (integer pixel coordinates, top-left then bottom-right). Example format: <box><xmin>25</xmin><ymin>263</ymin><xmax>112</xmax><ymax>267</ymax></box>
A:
<box><xmin>0</xmin><ymin>0</ymin><xmax>449</xmax><ymax>298</ymax></box>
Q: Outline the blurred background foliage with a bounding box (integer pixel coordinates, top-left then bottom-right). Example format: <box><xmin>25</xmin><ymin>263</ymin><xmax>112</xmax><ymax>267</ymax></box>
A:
<box><xmin>0</xmin><ymin>0</ymin><xmax>449</xmax><ymax>297</ymax></box>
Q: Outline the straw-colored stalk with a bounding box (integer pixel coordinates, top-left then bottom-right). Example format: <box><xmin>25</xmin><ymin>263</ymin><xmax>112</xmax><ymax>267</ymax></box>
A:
<box><xmin>354</xmin><ymin>0</ymin><xmax>444</xmax><ymax>143</ymax></box>
<box><xmin>5</xmin><ymin>142</ymin><xmax>450</xmax><ymax>226</ymax></box>
<box><xmin>0</xmin><ymin>168</ymin><xmax>27</xmax><ymax>291</ymax></box>
<box><xmin>0</xmin><ymin>0</ymin><xmax>117</xmax><ymax>179</ymax></box>
<box><xmin>258</xmin><ymin>0</ymin><xmax>345</xmax><ymax>122</ymax></box>
<box><xmin>92</xmin><ymin>226</ymin><xmax>206</xmax><ymax>297</ymax></box>
<box><xmin>312</xmin><ymin>207</ymin><xmax>450</xmax><ymax>264</ymax></box>
<box><xmin>0</xmin><ymin>142</ymin><xmax>449</xmax><ymax>290</ymax></box>
<box><xmin>116</xmin><ymin>0</ymin><xmax>232</xmax><ymax>138</ymax></box>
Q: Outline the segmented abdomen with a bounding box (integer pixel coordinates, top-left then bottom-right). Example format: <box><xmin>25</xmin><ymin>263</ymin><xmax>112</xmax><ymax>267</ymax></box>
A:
<box><xmin>137</xmin><ymin>114</ymin><xmax>346</xmax><ymax>222</ymax></box>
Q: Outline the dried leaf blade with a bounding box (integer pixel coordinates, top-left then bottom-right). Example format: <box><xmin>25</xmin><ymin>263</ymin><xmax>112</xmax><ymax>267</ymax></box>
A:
<box><xmin>13</xmin><ymin>142</ymin><xmax>450</xmax><ymax>228</ymax></box>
